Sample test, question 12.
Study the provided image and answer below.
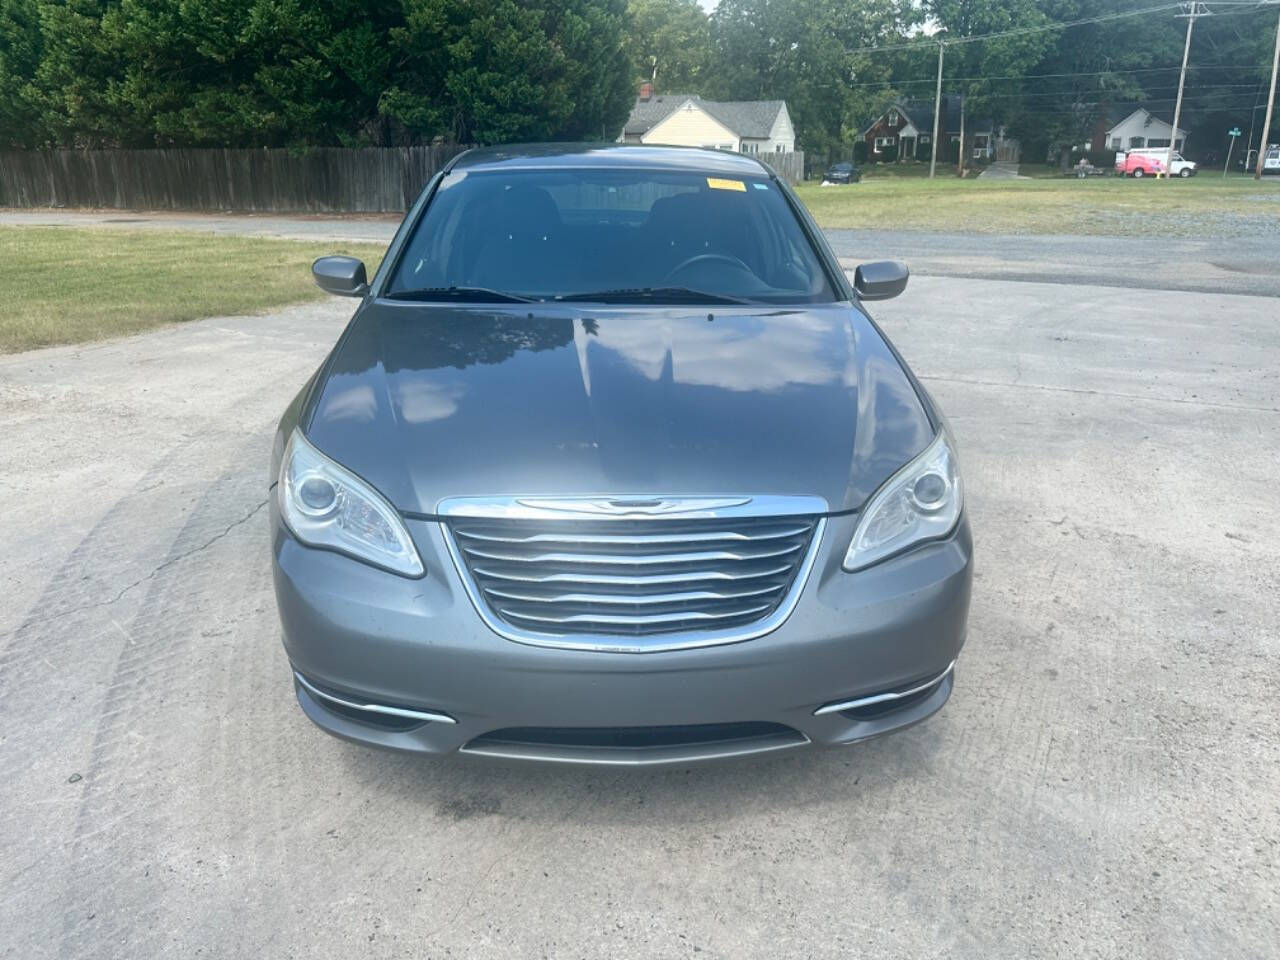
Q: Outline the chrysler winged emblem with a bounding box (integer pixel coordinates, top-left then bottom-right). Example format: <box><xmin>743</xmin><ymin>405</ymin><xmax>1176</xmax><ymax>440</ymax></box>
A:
<box><xmin>513</xmin><ymin>496</ymin><xmax>752</xmax><ymax>516</ymax></box>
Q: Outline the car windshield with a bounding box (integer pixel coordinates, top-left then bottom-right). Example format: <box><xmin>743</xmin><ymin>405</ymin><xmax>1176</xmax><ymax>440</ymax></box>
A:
<box><xmin>387</xmin><ymin>167</ymin><xmax>836</xmax><ymax>304</ymax></box>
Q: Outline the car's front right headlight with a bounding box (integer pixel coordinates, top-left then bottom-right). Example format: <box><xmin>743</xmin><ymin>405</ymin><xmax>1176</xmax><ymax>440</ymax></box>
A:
<box><xmin>843</xmin><ymin>430</ymin><xmax>963</xmax><ymax>572</ymax></box>
<box><xmin>278</xmin><ymin>429</ymin><xmax>424</xmax><ymax>578</ymax></box>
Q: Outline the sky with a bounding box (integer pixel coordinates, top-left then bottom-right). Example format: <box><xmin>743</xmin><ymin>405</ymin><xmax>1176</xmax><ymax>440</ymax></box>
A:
<box><xmin>698</xmin><ymin>0</ymin><xmax>719</xmax><ymax>10</ymax></box>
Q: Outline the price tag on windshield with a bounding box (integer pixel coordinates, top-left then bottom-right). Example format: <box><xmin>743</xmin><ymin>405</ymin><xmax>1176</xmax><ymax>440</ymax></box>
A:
<box><xmin>706</xmin><ymin>177</ymin><xmax>747</xmax><ymax>192</ymax></box>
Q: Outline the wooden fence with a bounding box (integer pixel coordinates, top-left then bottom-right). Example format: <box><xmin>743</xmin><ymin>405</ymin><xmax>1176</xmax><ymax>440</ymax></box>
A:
<box><xmin>0</xmin><ymin>145</ymin><xmax>472</xmax><ymax>213</ymax></box>
<box><xmin>760</xmin><ymin>151</ymin><xmax>804</xmax><ymax>185</ymax></box>
<box><xmin>0</xmin><ymin>144</ymin><xmax>806</xmax><ymax>212</ymax></box>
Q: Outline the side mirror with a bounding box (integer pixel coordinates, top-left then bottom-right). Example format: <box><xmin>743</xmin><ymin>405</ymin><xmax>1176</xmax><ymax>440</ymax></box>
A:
<box><xmin>312</xmin><ymin>256</ymin><xmax>368</xmax><ymax>297</ymax></box>
<box><xmin>854</xmin><ymin>260</ymin><xmax>909</xmax><ymax>301</ymax></box>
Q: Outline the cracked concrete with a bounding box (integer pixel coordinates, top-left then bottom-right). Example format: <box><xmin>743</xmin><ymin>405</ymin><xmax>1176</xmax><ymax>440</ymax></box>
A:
<box><xmin>0</xmin><ymin>271</ymin><xmax>1277</xmax><ymax>959</ymax></box>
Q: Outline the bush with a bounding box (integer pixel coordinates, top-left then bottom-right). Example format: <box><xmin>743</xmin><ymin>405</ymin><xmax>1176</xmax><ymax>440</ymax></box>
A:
<box><xmin>853</xmin><ymin>141</ymin><xmax>868</xmax><ymax>164</ymax></box>
<box><xmin>879</xmin><ymin>144</ymin><xmax>898</xmax><ymax>163</ymax></box>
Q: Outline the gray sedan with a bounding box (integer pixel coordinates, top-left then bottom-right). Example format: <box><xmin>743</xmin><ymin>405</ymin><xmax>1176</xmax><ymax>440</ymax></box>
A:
<box><xmin>270</xmin><ymin>144</ymin><xmax>972</xmax><ymax>766</ymax></box>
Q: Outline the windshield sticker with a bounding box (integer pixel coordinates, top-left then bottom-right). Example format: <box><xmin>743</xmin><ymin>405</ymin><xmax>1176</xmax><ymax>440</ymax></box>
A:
<box><xmin>706</xmin><ymin>177</ymin><xmax>747</xmax><ymax>192</ymax></box>
<box><xmin>753</xmin><ymin>182</ymin><xmax>769</xmax><ymax>190</ymax></box>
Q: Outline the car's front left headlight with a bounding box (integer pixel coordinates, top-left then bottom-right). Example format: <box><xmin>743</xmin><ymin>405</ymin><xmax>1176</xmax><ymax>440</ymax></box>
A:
<box><xmin>843</xmin><ymin>430</ymin><xmax>963</xmax><ymax>572</ymax></box>
<box><xmin>278</xmin><ymin>429</ymin><xmax>424</xmax><ymax>577</ymax></box>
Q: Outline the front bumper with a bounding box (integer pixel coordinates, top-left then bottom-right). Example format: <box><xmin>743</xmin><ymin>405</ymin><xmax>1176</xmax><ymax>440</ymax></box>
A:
<box><xmin>271</xmin><ymin>502</ymin><xmax>973</xmax><ymax>765</ymax></box>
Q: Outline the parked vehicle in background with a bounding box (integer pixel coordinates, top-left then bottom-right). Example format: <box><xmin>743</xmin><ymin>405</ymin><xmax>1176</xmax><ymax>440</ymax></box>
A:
<box><xmin>1115</xmin><ymin>151</ymin><xmax>1162</xmax><ymax>178</ymax></box>
<box><xmin>822</xmin><ymin>162</ymin><xmax>861</xmax><ymax>184</ymax></box>
<box><xmin>1263</xmin><ymin>146</ymin><xmax>1280</xmax><ymax>175</ymax></box>
<box><xmin>1115</xmin><ymin>149</ymin><xmax>1196</xmax><ymax>178</ymax></box>
<box><xmin>1068</xmin><ymin>159</ymin><xmax>1104</xmax><ymax>178</ymax></box>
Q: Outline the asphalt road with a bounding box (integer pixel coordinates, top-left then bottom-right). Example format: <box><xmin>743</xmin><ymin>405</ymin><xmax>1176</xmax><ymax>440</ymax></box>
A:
<box><xmin>1</xmin><ymin>267</ymin><xmax>1278</xmax><ymax>957</ymax></box>
<box><xmin>6</xmin><ymin>208</ymin><xmax>1280</xmax><ymax>296</ymax></box>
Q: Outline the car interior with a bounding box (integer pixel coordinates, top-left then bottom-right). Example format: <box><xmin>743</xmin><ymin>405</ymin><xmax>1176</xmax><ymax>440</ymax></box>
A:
<box><xmin>393</xmin><ymin>174</ymin><xmax>833</xmax><ymax>302</ymax></box>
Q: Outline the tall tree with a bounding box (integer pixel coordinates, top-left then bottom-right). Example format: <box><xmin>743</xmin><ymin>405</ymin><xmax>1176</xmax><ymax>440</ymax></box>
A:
<box><xmin>708</xmin><ymin>0</ymin><xmax>916</xmax><ymax>154</ymax></box>
<box><xmin>0</xmin><ymin>0</ymin><xmax>42</xmax><ymax>147</ymax></box>
<box><xmin>9</xmin><ymin>0</ymin><xmax>633</xmax><ymax>147</ymax></box>
<box><xmin>625</xmin><ymin>0</ymin><xmax>711</xmax><ymax>93</ymax></box>
<box><xmin>381</xmin><ymin>0</ymin><xmax>633</xmax><ymax>143</ymax></box>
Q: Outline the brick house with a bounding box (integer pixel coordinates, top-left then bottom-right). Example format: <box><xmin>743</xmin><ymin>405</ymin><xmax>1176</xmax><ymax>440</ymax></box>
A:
<box><xmin>860</xmin><ymin>96</ymin><xmax>994</xmax><ymax>163</ymax></box>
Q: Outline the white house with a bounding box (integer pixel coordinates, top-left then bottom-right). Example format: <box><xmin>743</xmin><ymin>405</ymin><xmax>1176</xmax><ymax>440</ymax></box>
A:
<box><xmin>1099</xmin><ymin>107</ymin><xmax>1186</xmax><ymax>153</ymax></box>
<box><xmin>619</xmin><ymin>86</ymin><xmax>795</xmax><ymax>154</ymax></box>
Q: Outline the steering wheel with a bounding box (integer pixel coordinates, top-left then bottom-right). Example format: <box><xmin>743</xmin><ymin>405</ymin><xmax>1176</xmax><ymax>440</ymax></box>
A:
<box><xmin>663</xmin><ymin>252</ymin><xmax>753</xmax><ymax>284</ymax></box>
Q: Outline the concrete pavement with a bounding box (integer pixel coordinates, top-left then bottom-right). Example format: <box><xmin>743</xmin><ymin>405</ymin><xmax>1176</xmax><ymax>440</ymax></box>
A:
<box><xmin>976</xmin><ymin>160</ymin><xmax>1027</xmax><ymax>179</ymax></box>
<box><xmin>0</xmin><ymin>273</ymin><xmax>1277</xmax><ymax>959</ymax></box>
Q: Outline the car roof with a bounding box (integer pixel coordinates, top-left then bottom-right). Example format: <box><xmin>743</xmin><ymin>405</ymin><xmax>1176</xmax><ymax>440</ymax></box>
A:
<box><xmin>447</xmin><ymin>143</ymin><xmax>775</xmax><ymax>176</ymax></box>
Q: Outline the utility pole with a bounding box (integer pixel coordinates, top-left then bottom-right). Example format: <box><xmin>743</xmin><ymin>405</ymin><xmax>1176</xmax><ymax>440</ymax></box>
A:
<box><xmin>1167</xmin><ymin>3</ymin><xmax>1208</xmax><ymax>181</ymax></box>
<box><xmin>956</xmin><ymin>95</ymin><xmax>966</xmax><ymax>177</ymax></box>
<box><xmin>1257</xmin><ymin>7</ymin><xmax>1280</xmax><ymax>179</ymax></box>
<box><xmin>930</xmin><ymin>41</ymin><xmax>944</xmax><ymax>179</ymax></box>
<box><xmin>1245</xmin><ymin>86</ymin><xmax>1262</xmax><ymax>172</ymax></box>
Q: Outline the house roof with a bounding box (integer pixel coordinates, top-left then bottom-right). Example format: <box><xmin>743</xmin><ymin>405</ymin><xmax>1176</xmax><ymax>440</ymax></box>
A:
<box><xmin>862</xmin><ymin>95</ymin><xmax>992</xmax><ymax>137</ymax></box>
<box><xmin>622</xmin><ymin>95</ymin><xmax>787</xmax><ymax>139</ymax></box>
<box><xmin>1103</xmin><ymin>106</ymin><xmax>1185</xmax><ymax>136</ymax></box>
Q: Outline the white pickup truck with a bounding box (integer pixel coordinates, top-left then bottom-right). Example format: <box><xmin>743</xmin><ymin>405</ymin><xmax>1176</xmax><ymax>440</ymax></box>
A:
<box><xmin>1263</xmin><ymin>145</ymin><xmax>1280</xmax><ymax>175</ymax></box>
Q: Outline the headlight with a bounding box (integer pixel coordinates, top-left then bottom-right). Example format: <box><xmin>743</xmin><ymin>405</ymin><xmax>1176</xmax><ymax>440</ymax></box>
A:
<box><xmin>278</xmin><ymin>429</ymin><xmax>424</xmax><ymax>577</ymax></box>
<box><xmin>843</xmin><ymin>430</ymin><xmax>962</xmax><ymax>572</ymax></box>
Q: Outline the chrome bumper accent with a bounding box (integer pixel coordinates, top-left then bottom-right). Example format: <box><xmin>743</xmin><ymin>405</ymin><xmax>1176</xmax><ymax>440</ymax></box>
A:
<box><xmin>459</xmin><ymin>730</ymin><xmax>810</xmax><ymax>766</ymax></box>
<box><xmin>293</xmin><ymin>671</ymin><xmax>456</xmax><ymax>725</ymax></box>
<box><xmin>812</xmin><ymin>660</ymin><xmax>956</xmax><ymax>717</ymax></box>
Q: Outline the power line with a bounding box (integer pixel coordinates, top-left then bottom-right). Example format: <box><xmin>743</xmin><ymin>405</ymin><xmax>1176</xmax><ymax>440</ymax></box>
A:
<box><xmin>847</xmin><ymin>3</ymin><xmax>1186</xmax><ymax>56</ymax></box>
<box><xmin>935</xmin><ymin>83</ymin><xmax>1265</xmax><ymax>101</ymax></box>
<box><xmin>847</xmin><ymin>0</ymin><xmax>1280</xmax><ymax>56</ymax></box>
<box><xmin>846</xmin><ymin>64</ymin><xmax>1271</xmax><ymax>89</ymax></box>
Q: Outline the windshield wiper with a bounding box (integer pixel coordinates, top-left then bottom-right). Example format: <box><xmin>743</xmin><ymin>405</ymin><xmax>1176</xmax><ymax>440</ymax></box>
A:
<box><xmin>552</xmin><ymin>287</ymin><xmax>752</xmax><ymax>305</ymax></box>
<box><xmin>384</xmin><ymin>286</ymin><xmax>535</xmax><ymax>304</ymax></box>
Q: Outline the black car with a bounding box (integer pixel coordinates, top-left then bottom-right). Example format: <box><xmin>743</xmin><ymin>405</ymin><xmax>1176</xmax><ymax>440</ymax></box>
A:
<box><xmin>823</xmin><ymin>162</ymin><xmax>861</xmax><ymax>184</ymax></box>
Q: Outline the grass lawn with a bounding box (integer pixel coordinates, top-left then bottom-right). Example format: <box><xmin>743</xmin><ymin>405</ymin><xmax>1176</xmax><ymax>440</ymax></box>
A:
<box><xmin>0</xmin><ymin>227</ymin><xmax>385</xmax><ymax>353</ymax></box>
<box><xmin>795</xmin><ymin>174</ymin><xmax>1280</xmax><ymax>236</ymax></box>
<box><xmin>855</xmin><ymin>164</ymin><xmax>939</xmax><ymax>179</ymax></box>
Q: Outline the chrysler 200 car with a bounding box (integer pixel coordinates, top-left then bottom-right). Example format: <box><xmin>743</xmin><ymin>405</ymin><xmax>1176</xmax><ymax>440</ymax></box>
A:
<box><xmin>270</xmin><ymin>144</ymin><xmax>973</xmax><ymax>766</ymax></box>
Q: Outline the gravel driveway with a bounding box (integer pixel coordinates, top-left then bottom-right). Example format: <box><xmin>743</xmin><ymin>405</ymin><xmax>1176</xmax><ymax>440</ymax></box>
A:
<box><xmin>1</xmin><ymin>274</ymin><xmax>1277</xmax><ymax>959</ymax></box>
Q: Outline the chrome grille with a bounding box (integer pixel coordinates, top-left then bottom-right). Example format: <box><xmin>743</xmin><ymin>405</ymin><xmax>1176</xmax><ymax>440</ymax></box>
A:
<box><xmin>439</xmin><ymin>496</ymin><xmax>826</xmax><ymax>653</ymax></box>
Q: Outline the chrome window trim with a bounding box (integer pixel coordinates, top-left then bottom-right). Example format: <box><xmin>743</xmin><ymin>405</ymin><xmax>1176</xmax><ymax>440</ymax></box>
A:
<box><xmin>437</xmin><ymin>495</ymin><xmax>828</xmax><ymax>654</ymax></box>
<box><xmin>294</xmin><ymin>671</ymin><xmax>457</xmax><ymax>725</ymax></box>
<box><xmin>812</xmin><ymin>660</ymin><xmax>956</xmax><ymax>716</ymax></box>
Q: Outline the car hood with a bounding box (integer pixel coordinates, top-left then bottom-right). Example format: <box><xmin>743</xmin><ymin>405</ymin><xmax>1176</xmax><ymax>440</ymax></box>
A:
<box><xmin>303</xmin><ymin>301</ymin><xmax>933</xmax><ymax>515</ymax></box>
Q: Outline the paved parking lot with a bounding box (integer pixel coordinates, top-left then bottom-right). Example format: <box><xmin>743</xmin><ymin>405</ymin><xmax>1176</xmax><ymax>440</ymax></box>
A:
<box><xmin>1</xmin><ymin>264</ymin><xmax>1277</xmax><ymax>958</ymax></box>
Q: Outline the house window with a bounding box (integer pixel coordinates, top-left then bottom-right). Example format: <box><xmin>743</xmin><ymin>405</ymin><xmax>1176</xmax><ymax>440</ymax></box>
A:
<box><xmin>775</xmin><ymin>144</ymin><xmax>783</xmax><ymax>153</ymax></box>
<box><xmin>888</xmin><ymin>109</ymin><xmax>899</xmax><ymax>126</ymax></box>
<box><xmin>1111</xmin><ymin>137</ymin><xmax>1121</xmax><ymax>150</ymax></box>
<box><xmin>874</xmin><ymin>136</ymin><xmax>895</xmax><ymax>152</ymax></box>
<box><xmin>1148</xmin><ymin>138</ymin><xmax>1170</xmax><ymax>148</ymax></box>
<box><xmin>1129</xmin><ymin>136</ymin><xmax>1145</xmax><ymax>149</ymax></box>
<box><xmin>920</xmin><ymin>135</ymin><xmax>930</xmax><ymax>144</ymax></box>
